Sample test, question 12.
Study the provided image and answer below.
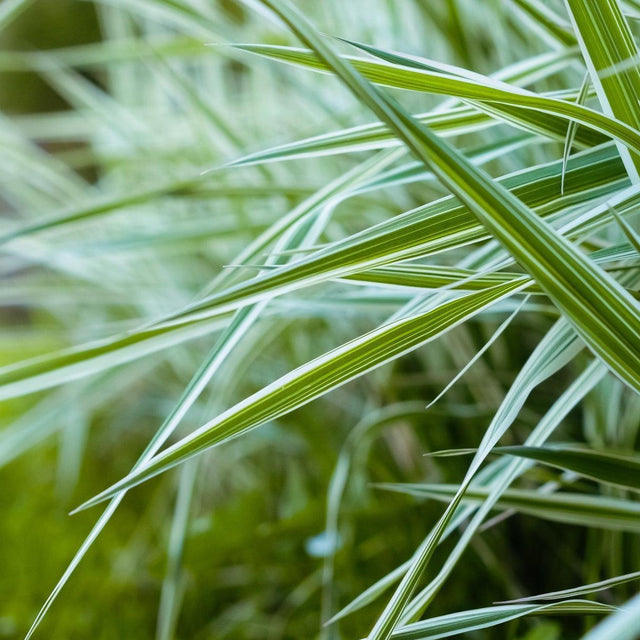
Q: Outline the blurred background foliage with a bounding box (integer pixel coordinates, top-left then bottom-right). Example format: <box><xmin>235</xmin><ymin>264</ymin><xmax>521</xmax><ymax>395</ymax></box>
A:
<box><xmin>0</xmin><ymin>0</ymin><xmax>637</xmax><ymax>638</ymax></box>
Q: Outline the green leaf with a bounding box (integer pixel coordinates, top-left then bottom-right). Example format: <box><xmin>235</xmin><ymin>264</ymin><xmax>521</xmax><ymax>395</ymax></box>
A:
<box><xmin>234</xmin><ymin>43</ymin><xmax>640</xmax><ymax>154</ymax></box>
<box><xmin>379</xmin><ymin>483</ymin><xmax>640</xmax><ymax>533</ymax></box>
<box><xmin>562</xmin><ymin>72</ymin><xmax>591</xmax><ymax>194</ymax></box>
<box><xmin>494</xmin><ymin>445</ymin><xmax>640</xmax><ymax>491</ymax></box>
<box><xmin>499</xmin><ymin>570</ymin><xmax>640</xmax><ymax>603</ymax></box>
<box><xmin>165</xmin><ymin>144</ymin><xmax>632</xmax><ymax>330</ymax></box>
<box><xmin>248</xmin><ymin>3</ymin><xmax>640</xmax><ymax>397</ymax></box>
<box><xmin>233</xmin><ymin>4</ymin><xmax>640</xmax><ymax>637</ymax></box>
<box><xmin>332</xmin><ymin>358</ymin><xmax>606</xmax><ymax>625</ymax></box>
<box><xmin>391</xmin><ymin>600</ymin><xmax>614</xmax><ymax>640</ymax></box>
<box><xmin>0</xmin><ymin>150</ymin><xmax>400</xmax><ymax>401</ymax></box>
<box><xmin>398</xmin><ymin>336</ymin><xmax>604</xmax><ymax>626</ymax></box>
<box><xmin>22</xmin><ymin>304</ymin><xmax>265</xmax><ymax>640</ymax></box>
<box><xmin>230</xmin><ymin>95</ymin><xmax>586</xmax><ymax>166</ymax></box>
<box><xmin>0</xmin><ymin>316</ymin><xmax>226</xmax><ymax>403</ymax></box>
<box><xmin>73</xmin><ymin>279</ymin><xmax>529</xmax><ymax>512</ymax></box>
<box><xmin>565</xmin><ymin>0</ymin><xmax>640</xmax><ymax>180</ymax></box>
<box><xmin>156</xmin><ymin>460</ymin><xmax>199</xmax><ymax>640</ymax></box>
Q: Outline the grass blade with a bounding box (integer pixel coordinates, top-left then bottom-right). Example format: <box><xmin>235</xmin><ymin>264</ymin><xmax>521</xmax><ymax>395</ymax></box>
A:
<box><xmin>494</xmin><ymin>445</ymin><xmax>640</xmax><ymax>491</ymax></box>
<box><xmin>499</xmin><ymin>570</ymin><xmax>640</xmax><ymax>603</ymax></box>
<box><xmin>392</xmin><ymin>600</ymin><xmax>614</xmax><ymax>640</ymax></box>
<box><xmin>234</xmin><ymin>43</ymin><xmax>640</xmax><ymax>153</ymax></box>
<box><xmin>380</xmin><ymin>483</ymin><xmax>640</xmax><ymax>533</ymax></box>
<box><xmin>565</xmin><ymin>0</ymin><xmax>640</xmax><ymax>180</ymax></box>
<box><xmin>73</xmin><ymin>279</ymin><xmax>529</xmax><ymax>512</ymax></box>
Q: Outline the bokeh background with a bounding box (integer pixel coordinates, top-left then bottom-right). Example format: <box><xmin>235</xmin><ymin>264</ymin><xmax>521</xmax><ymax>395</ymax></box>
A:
<box><xmin>1</xmin><ymin>1</ymin><xmax>637</xmax><ymax>639</ymax></box>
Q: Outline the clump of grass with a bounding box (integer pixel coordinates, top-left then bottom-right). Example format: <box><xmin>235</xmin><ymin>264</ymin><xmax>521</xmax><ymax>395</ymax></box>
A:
<box><xmin>0</xmin><ymin>0</ymin><xmax>639</xmax><ymax>638</ymax></box>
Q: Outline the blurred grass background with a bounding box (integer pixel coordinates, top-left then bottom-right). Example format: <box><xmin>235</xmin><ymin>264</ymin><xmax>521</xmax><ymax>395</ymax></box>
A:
<box><xmin>0</xmin><ymin>1</ymin><xmax>637</xmax><ymax>638</ymax></box>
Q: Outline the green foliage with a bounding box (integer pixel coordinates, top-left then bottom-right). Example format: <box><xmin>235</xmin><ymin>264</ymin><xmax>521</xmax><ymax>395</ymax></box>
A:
<box><xmin>0</xmin><ymin>0</ymin><xmax>639</xmax><ymax>638</ymax></box>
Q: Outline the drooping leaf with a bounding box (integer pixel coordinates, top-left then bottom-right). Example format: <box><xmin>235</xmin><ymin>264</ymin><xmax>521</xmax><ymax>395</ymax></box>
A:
<box><xmin>565</xmin><ymin>0</ymin><xmax>640</xmax><ymax>180</ymax></box>
<box><xmin>379</xmin><ymin>483</ymin><xmax>640</xmax><ymax>533</ymax></box>
<box><xmin>499</xmin><ymin>570</ymin><xmax>640</xmax><ymax>603</ymax></box>
<box><xmin>234</xmin><ymin>43</ymin><xmax>640</xmax><ymax>154</ymax></box>
<box><xmin>494</xmin><ymin>444</ymin><xmax>640</xmax><ymax>491</ymax></box>
<box><xmin>73</xmin><ymin>279</ymin><xmax>529</xmax><ymax>512</ymax></box>
<box><xmin>391</xmin><ymin>600</ymin><xmax>614</xmax><ymax>640</ymax></box>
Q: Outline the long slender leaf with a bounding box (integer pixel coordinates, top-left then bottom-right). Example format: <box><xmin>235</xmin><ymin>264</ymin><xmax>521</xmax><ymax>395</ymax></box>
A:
<box><xmin>73</xmin><ymin>279</ymin><xmax>529</xmax><ymax>512</ymax></box>
<box><xmin>234</xmin><ymin>44</ymin><xmax>640</xmax><ymax>154</ymax></box>
<box><xmin>392</xmin><ymin>600</ymin><xmax>614</xmax><ymax>640</ymax></box>
<box><xmin>565</xmin><ymin>0</ymin><xmax>640</xmax><ymax>180</ymax></box>
<box><xmin>249</xmin><ymin>2</ymin><xmax>640</xmax><ymax>398</ymax></box>
<box><xmin>379</xmin><ymin>483</ymin><xmax>640</xmax><ymax>533</ymax></box>
<box><xmin>494</xmin><ymin>445</ymin><xmax>640</xmax><ymax>491</ymax></box>
<box><xmin>500</xmin><ymin>570</ymin><xmax>640</xmax><ymax>603</ymax></box>
<box><xmin>236</xmin><ymin>7</ymin><xmax>640</xmax><ymax>639</ymax></box>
